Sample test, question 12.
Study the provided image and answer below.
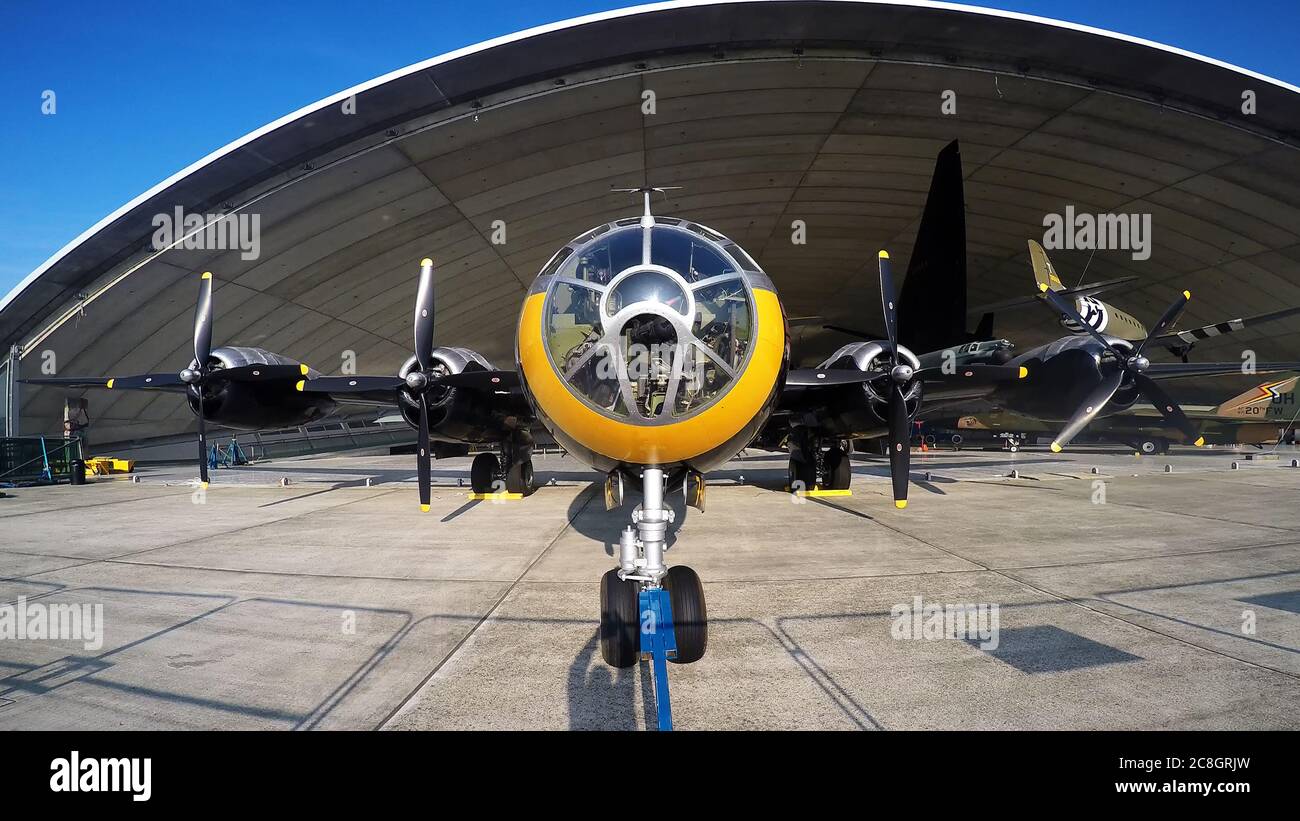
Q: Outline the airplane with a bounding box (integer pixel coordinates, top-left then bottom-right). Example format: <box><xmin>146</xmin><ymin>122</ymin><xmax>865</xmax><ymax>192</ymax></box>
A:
<box><xmin>940</xmin><ymin>375</ymin><xmax>1300</xmax><ymax>454</ymax></box>
<box><xmin>971</xmin><ymin>239</ymin><xmax>1300</xmax><ymax>360</ymax></box>
<box><xmin>21</xmin><ymin>151</ymin><xmax>1028</xmax><ymax>668</ymax></box>
<box><xmin>23</xmin><ymin>145</ymin><xmax>1300</xmax><ymax>670</ymax></box>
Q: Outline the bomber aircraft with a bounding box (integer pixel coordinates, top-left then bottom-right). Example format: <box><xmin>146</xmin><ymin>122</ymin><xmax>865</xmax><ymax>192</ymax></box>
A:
<box><xmin>24</xmin><ymin>144</ymin><xmax>1300</xmax><ymax>669</ymax></box>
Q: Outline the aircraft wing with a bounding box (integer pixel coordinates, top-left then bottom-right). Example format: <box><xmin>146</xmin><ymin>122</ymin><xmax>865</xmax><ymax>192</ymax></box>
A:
<box><xmin>297</xmin><ymin>370</ymin><xmax>523</xmax><ymax>405</ymax></box>
<box><xmin>1156</xmin><ymin>305</ymin><xmax>1300</xmax><ymax>350</ymax></box>
<box><xmin>1144</xmin><ymin>362</ymin><xmax>1300</xmax><ymax>379</ymax></box>
<box><xmin>21</xmin><ymin>375</ymin><xmax>186</xmax><ymax>393</ymax></box>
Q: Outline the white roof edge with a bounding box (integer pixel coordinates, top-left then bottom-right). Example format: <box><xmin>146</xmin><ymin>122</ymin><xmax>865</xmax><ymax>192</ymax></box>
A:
<box><xmin>4</xmin><ymin>0</ymin><xmax>1296</xmax><ymax>316</ymax></box>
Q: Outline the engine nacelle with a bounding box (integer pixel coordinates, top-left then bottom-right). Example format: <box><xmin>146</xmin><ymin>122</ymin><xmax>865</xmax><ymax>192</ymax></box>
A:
<box><xmin>811</xmin><ymin>341</ymin><xmax>924</xmax><ymax>437</ymax></box>
<box><xmin>396</xmin><ymin>346</ymin><xmax>516</xmax><ymax>444</ymax></box>
<box><xmin>184</xmin><ymin>346</ymin><xmax>335</xmax><ymax>430</ymax></box>
<box><xmin>1002</xmin><ymin>335</ymin><xmax>1140</xmax><ymax>421</ymax></box>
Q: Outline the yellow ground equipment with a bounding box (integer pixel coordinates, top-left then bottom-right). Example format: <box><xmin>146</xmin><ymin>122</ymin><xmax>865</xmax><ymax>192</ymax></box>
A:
<box><xmin>85</xmin><ymin>457</ymin><xmax>135</xmax><ymax>475</ymax></box>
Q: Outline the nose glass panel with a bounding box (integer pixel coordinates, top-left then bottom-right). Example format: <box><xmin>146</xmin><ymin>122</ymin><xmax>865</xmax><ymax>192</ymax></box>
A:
<box><xmin>605</xmin><ymin>270</ymin><xmax>688</xmax><ymax>317</ymax></box>
<box><xmin>541</xmin><ymin>222</ymin><xmax>760</xmax><ymax>424</ymax></box>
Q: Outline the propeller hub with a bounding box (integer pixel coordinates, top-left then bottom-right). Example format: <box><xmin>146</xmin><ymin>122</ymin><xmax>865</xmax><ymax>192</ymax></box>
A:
<box><xmin>890</xmin><ymin>364</ymin><xmax>914</xmax><ymax>383</ymax></box>
<box><xmin>180</xmin><ymin>368</ymin><xmax>202</xmax><ymax>384</ymax></box>
<box><xmin>1128</xmin><ymin>355</ymin><xmax>1150</xmax><ymax>372</ymax></box>
<box><xmin>405</xmin><ymin>371</ymin><xmax>429</xmax><ymax>391</ymax></box>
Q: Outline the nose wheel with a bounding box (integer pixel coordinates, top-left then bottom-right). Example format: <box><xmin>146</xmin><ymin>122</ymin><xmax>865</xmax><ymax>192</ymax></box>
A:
<box><xmin>598</xmin><ymin>466</ymin><xmax>707</xmax><ymax>729</ymax></box>
<box><xmin>662</xmin><ymin>565</ymin><xmax>707</xmax><ymax>663</ymax></box>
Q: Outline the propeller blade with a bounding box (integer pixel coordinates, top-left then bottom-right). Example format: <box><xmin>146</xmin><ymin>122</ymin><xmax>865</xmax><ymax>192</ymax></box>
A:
<box><xmin>1049</xmin><ymin>369</ymin><xmax>1125</xmax><ymax>452</ymax></box>
<box><xmin>785</xmin><ymin>368</ymin><xmax>884</xmax><ymax>387</ymax></box>
<box><xmin>1134</xmin><ymin>373</ymin><xmax>1203</xmax><ymax>446</ymax></box>
<box><xmin>417</xmin><ymin>393</ymin><xmax>432</xmax><ymax>512</ymax></box>
<box><xmin>917</xmin><ymin>364</ymin><xmax>1028</xmax><ymax>386</ymax></box>
<box><xmin>434</xmin><ymin>370</ymin><xmax>520</xmax><ymax>390</ymax></box>
<box><xmin>1135</xmin><ymin>290</ymin><xmax>1190</xmax><ymax>359</ymax></box>
<box><xmin>196</xmin><ymin>392</ymin><xmax>209</xmax><ymax>488</ymax></box>
<box><xmin>414</xmin><ymin>258</ymin><xmax>436</xmax><ymax>371</ymax></box>
<box><xmin>1038</xmin><ymin>285</ymin><xmax>1124</xmax><ymax>358</ymax></box>
<box><xmin>887</xmin><ymin>384</ymin><xmax>911</xmax><ymax>508</ymax></box>
<box><xmin>297</xmin><ymin>375</ymin><xmax>405</xmax><ymax>394</ymax></box>
<box><xmin>877</xmin><ymin>251</ymin><xmax>898</xmax><ymax>352</ymax></box>
<box><xmin>194</xmin><ymin>271</ymin><xmax>214</xmax><ymax>368</ymax></box>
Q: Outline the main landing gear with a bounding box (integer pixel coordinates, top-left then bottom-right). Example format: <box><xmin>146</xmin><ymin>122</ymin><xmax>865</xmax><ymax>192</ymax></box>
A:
<box><xmin>787</xmin><ymin>431</ymin><xmax>852</xmax><ymax>491</ymax></box>
<box><xmin>598</xmin><ymin>467</ymin><xmax>707</xmax><ymax>729</ymax></box>
<box><xmin>469</xmin><ymin>434</ymin><xmax>537</xmax><ymax>495</ymax></box>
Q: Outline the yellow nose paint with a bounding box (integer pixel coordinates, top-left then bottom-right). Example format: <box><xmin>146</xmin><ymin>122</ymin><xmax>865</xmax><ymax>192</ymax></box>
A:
<box><xmin>517</xmin><ymin>289</ymin><xmax>785</xmax><ymax>464</ymax></box>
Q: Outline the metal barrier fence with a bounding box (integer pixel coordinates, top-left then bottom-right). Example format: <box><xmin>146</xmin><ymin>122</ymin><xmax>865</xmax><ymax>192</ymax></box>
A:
<box><xmin>0</xmin><ymin>436</ymin><xmax>83</xmax><ymax>484</ymax></box>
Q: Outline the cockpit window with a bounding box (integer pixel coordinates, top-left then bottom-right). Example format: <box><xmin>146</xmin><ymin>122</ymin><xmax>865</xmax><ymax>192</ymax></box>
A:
<box><xmin>542</xmin><ymin>220</ymin><xmax>759</xmax><ymax>423</ymax></box>
<box><xmin>692</xmin><ymin>280</ymin><xmax>752</xmax><ymax>371</ymax></box>
<box><xmin>555</xmin><ymin>226</ymin><xmax>641</xmax><ymax>286</ymax></box>
<box><xmin>650</xmin><ymin>226</ymin><xmax>739</xmax><ymax>282</ymax></box>
<box><xmin>722</xmin><ymin>242</ymin><xmax>762</xmax><ymax>273</ymax></box>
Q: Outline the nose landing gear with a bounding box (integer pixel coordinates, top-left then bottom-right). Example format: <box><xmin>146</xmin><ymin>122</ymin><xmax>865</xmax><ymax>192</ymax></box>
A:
<box><xmin>597</xmin><ymin>466</ymin><xmax>706</xmax><ymax>729</ymax></box>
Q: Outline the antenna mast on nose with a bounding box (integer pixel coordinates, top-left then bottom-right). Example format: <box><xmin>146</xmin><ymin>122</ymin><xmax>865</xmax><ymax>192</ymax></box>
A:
<box><xmin>611</xmin><ymin>185</ymin><xmax>683</xmax><ymax>226</ymax></box>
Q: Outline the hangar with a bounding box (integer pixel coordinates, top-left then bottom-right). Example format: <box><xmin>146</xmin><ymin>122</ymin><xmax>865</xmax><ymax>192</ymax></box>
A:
<box><xmin>3</xmin><ymin>0</ymin><xmax>1300</xmax><ymax>451</ymax></box>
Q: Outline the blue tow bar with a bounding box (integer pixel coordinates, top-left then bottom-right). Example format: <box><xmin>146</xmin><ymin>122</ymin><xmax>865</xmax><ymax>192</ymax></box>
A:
<box><xmin>639</xmin><ymin>587</ymin><xmax>677</xmax><ymax>731</ymax></box>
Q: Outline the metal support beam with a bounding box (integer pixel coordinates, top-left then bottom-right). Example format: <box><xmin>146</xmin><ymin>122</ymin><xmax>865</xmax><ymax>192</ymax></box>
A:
<box><xmin>2</xmin><ymin>344</ymin><xmax>19</xmax><ymax>437</ymax></box>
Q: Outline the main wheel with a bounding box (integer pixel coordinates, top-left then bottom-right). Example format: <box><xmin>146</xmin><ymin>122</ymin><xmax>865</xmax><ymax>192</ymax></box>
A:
<box><xmin>470</xmin><ymin>452</ymin><xmax>499</xmax><ymax>494</ymax></box>
<box><xmin>600</xmin><ymin>569</ymin><xmax>639</xmax><ymax>668</ymax></box>
<box><xmin>788</xmin><ymin>457</ymin><xmax>817</xmax><ymax>492</ymax></box>
<box><xmin>505</xmin><ymin>459</ymin><xmax>536</xmax><ymax>495</ymax></box>
<box><xmin>663</xmin><ymin>565</ymin><xmax>707</xmax><ymax>664</ymax></box>
<box><xmin>824</xmin><ymin>448</ymin><xmax>851</xmax><ymax>490</ymax></box>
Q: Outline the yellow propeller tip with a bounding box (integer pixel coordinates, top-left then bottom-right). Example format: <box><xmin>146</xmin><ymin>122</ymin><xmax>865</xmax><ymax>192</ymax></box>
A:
<box><xmin>200</xmin><ymin>481</ymin><xmax>209</xmax><ymax>489</ymax></box>
<box><xmin>299</xmin><ymin>364</ymin><xmax>309</xmax><ymax>375</ymax></box>
<box><xmin>1050</xmin><ymin>442</ymin><xmax>1062</xmax><ymax>453</ymax></box>
<box><xmin>1183</xmin><ymin>290</ymin><xmax>1192</xmax><ymax>300</ymax></box>
<box><xmin>878</xmin><ymin>250</ymin><xmax>890</xmax><ymax>259</ymax></box>
<box><xmin>420</xmin><ymin>258</ymin><xmax>433</xmax><ymax>267</ymax></box>
<box><xmin>200</xmin><ymin>271</ymin><xmax>212</xmax><ymax>280</ymax></box>
<box><xmin>106</xmin><ymin>379</ymin><xmax>114</xmax><ymax>389</ymax></box>
<box><xmin>894</xmin><ymin>500</ymin><xmax>907</xmax><ymax>509</ymax></box>
<box><xmin>295</xmin><ymin>380</ymin><xmax>305</xmax><ymax>392</ymax></box>
<box><xmin>1018</xmin><ymin>366</ymin><xmax>1028</xmax><ymax>379</ymax></box>
<box><xmin>420</xmin><ymin>504</ymin><xmax>430</xmax><ymax>512</ymax></box>
<box><xmin>1194</xmin><ymin>436</ymin><xmax>1205</xmax><ymax>447</ymax></box>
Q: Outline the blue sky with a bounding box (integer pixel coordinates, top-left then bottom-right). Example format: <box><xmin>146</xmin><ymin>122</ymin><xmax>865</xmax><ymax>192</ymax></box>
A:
<box><xmin>2</xmin><ymin>0</ymin><xmax>1297</xmax><ymax>299</ymax></box>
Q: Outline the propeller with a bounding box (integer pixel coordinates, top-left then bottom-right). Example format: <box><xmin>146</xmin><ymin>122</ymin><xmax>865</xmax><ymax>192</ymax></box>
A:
<box><xmin>190</xmin><ymin>272</ymin><xmax>213</xmax><ymax>487</ymax></box>
<box><xmin>412</xmin><ymin>258</ymin><xmax>435</xmax><ymax>512</ymax></box>
<box><xmin>876</xmin><ymin>250</ymin><xmax>914</xmax><ymax>509</ymax></box>
<box><xmin>1038</xmin><ymin>283</ymin><xmax>1203</xmax><ymax>451</ymax></box>
<box><xmin>20</xmin><ymin>271</ymin><xmax>312</xmax><ymax>487</ymax></box>
<box><xmin>174</xmin><ymin>273</ymin><xmax>307</xmax><ymax>486</ymax></box>
<box><xmin>294</xmin><ymin>257</ymin><xmax>524</xmax><ymax>512</ymax></box>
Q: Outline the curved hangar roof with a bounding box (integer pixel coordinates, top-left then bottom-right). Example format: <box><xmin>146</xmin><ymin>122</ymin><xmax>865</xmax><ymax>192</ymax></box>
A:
<box><xmin>6</xmin><ymin>0</ymin><xmax>1300</xmax><ymax>444</ymax></box>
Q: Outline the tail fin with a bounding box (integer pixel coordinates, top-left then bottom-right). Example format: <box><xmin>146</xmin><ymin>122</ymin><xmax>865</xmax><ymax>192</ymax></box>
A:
<box><xmin>1028</xmin><ymin>240</ymin><xmax>1065</xmax><ymax>293</ymax></box>
<box><xmin>897</xmin><ymin>140</ymin><xmax>966</xmax><ymax>354</ymax></box>
<box><xmin>1214</xmin><ymin>376</ymin><xmax>1300</xmax><ymax>417</ymax></box>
